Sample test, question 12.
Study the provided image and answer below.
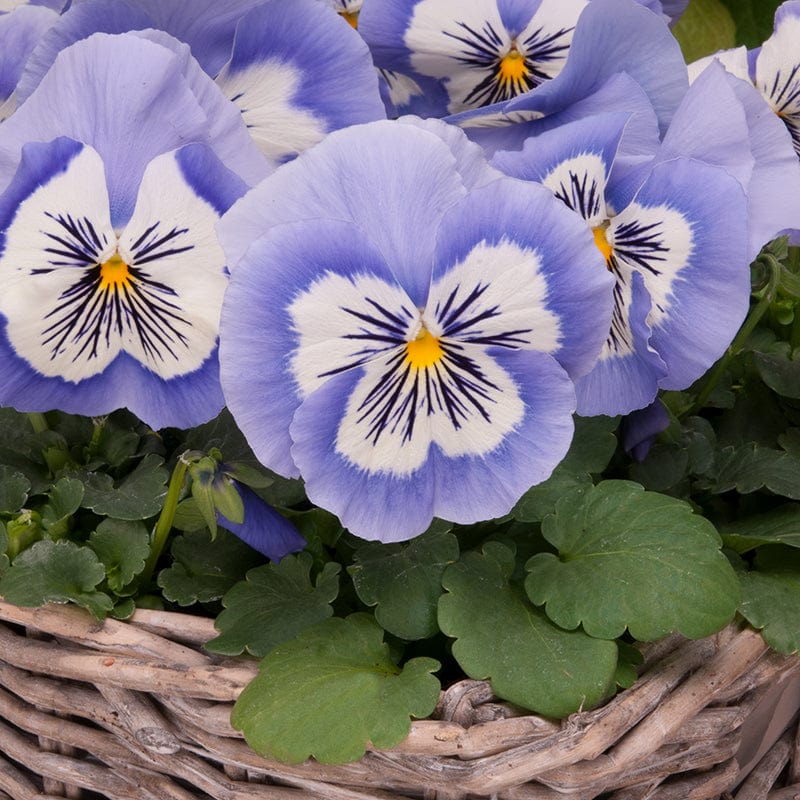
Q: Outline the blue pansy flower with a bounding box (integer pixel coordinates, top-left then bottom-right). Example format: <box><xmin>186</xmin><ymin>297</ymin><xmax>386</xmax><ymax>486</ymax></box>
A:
<box><xmin>0</xmin><ymin>32</ymin><xmax>267</xmax><ymax>429</ymax></box>
<box><xmin>448</xmin><ymin>0</ymin><xmax>687</xmax><ymax>163</ymax></box>
<box><xmin>493</xmin><ymin>100</ymin><xmax>751</xmax><ymax>416</ymax></box>
<box><xmin>16</xmin><ymin>0</ymin><xmax>386</xmax><ymax>163</ymax></box>
<box><xmin>359</xmin><ymin>0</ymin><xmax>588</xmax><ymax>116</ymax></box>
<box><xmin>217</xmin><ymin>118</ymin><xmax>613</xmax><ymax>543</ymax></box>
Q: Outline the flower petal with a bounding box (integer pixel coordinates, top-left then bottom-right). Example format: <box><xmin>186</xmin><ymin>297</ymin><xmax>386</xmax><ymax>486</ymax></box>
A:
<box><xmin>215</xmin><ymin>0</ymin><xmax>384</xmax><ymax>163</ymax></box>
<box><xmin>623</xmin><ymin>157</ymin><xmax>750</xmax><ymax>390</ymax></box>
<box><xmin>575</xmin><ymin>270</ymin><xmax>666</xmax><ymax>415</ymax></box>
<box><xmin>219</xmin><ymin>119</ymin><xmax>481</xmax><ymax>305</ymax></box>
<box><xmin>219</xmin><ymin>483</ymin><xmax>305</xmax><ymax>562</ymax></box>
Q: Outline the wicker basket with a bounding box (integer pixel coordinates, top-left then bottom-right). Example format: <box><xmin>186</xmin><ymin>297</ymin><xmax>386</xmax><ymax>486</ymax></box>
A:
<box><xmin>0</xmin><ymin>598</ymin><xmax>798</xmax><ymax>800</ymax></box>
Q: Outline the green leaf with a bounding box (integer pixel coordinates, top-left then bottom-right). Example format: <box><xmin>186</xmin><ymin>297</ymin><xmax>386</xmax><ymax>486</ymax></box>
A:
<box><xmin>89</xmin><ymin>518</ymin><xmax>151</xmax><ymax>593</ymax></box>
<box><xmin>157</xmin><ymin>528</ymin><xmax>263</xmax><ymax>606</ymax></box>
<box><xmin>0</xmin><ymin>467</ymin><xmax>29</xmax><ymax>513</ymax></box>
<box><xmin>615</xmin><ymin>642</ymin><xmax>643</xmax><ymax>690</ymax></box>
<box><xmin>171</xmin><ymin>498</ymin><xmax>208</xmax><ymax>532</ymax></box>
<box><xmin>706</xmin><ymin>444</ymin><xmax>800</xmax><ymax>499</ymax></box>
<box><xmin>40</xmin><ymin>477</ymin><xmax>84</xmax><ymax>535</ymax></box>
<box><xmin>526</xmin><ymin>481</ymin><xmax>740</xmax><ymax>640</ymax></box>
<box><xmin>349</xmin><ymin>528</ymin><xmax>459</xmax><ymax>640</ymax></box>
<box><xmin>512</xmin><ymin>415</ymin><xmax>618</xmax><ymax>523</ymax></box>
<box><xmin>753</xmin><ymin>349</ymin><xmax>800</xmax><ymax>399</ymax></box>
<box><xmin>438</xmin><ymin>542</ymin><xmax>618</xmax><ymax>717</ymax></box>
<box><xmin>231</xmin><ymin>613</ymin><xmax>440</xmax><ymax>764</ymax></box>
<box><xmin>92</xmin><ymin>419</ymin><xmax>140</xmax><ymax>468</ymax></box>
<box><xmin>0</xmin><ymin>539</ymin><xmax>113</xmax><ymax>618</ymax></box>
<box><xmin>739</xmin><ymin>545</ymin><xmax>800</xmax><ymax>654</ymax></box>
<box><xmin>207</xmin><ymin>553</ymin><xmax>340</xmax><ymax>656</ymax></box>
<box><xmin>80</xmin><ymin>453</ymin><xmax>169</xmax><ymax>520</ymax></box>
<box><xmin>719</xmin><ymin>0</ymin><xmax>781</xmax><ymax>47</ymax></box>
<box><xmin>721</xmin><ymin>504</ymin><xmax>800</xmax><ymax>552</ymax></box>
<box><xmin>672</xmin><ymin>0</ymin><xmax>736</xmax><ymax>62</ymax></box>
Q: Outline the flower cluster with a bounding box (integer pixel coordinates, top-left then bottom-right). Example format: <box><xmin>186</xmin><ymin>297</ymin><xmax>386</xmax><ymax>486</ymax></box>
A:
<box><xmin>0</xmin><ymin>0</ymin><xmax>798</xmax><ymax>545</ymax></box>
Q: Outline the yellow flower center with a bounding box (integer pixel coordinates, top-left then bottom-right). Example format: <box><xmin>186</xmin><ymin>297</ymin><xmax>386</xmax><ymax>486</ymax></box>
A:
<box><xmin>405</xmin><ymin>327</ymin><xmax>443</xmax><ymax>369</ymax></box>
<box><xmin>592</xmin><ymin>226</ymin><xmax>613</xmax><ymax>266</ymax></box>
<box><xmin>341</xmin><ymin>10</ymin><xmax>359</xmax><ymax>28</ymax></box>
<box><xmin>498</xmin><ymin>47</ymin><xmax>528</xmax><ymax>86</ymax></box>
<box><xmin>99</xmin><ymin>252</ymin><xmax>131</xmax><ymax>290</ymax></box>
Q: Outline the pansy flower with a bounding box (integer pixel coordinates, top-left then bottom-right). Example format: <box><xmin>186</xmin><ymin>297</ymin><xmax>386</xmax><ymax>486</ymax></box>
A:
<box><xmin>0</xmin><ymin>31</ymin><xmax>268</xmax><ymax>430</ymax></box>
<box><xmin>359</xmin><ymin>0</ymin><xmax>589</xmax><ymax>116</ymax></box>
<box><xmin>218</xmin><ymin>118</ymin><xmax>613</xmax><ymax>543</ymax></box>
<box><xmin>493</xmin><ymin>97</ymin><xmax>751</xmax><ymax>416</ymax></box>
<box><xmin>17</xmin><ymin>0</ymin><xmax>386</xmax><ymax>163</ymax></box>
<box><xmin>448</xmin><ymin>0</ymin><xmax>687</xmax><ymax>161</ymax></box>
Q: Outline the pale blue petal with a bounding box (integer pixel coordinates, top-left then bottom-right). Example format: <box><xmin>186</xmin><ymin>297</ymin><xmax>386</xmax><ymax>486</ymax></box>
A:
<box><xmin>0</xmin><ymin>32</ymin><xmax>267</xmax><ymax>226</ymax></box>
<box><xmin>0</xmin><ymin>5</ymin><xmax>57</xmax><ymax>102</ymax></box>
<box><xmin>575</xmin><ymin>271</ymin><xmax>665</xmax><ymax>416</ymax></box>
<box><xmin>656</xmin><ymin>60</ymin><xmax>754</xmax><ymax>193</ymax></box>
<box><xmin>215</xmin><ymin>0</ymin><xmax>384</xmax><ymax>163</ymax></box>
<box><xmin>506</xmin><ymin>0</ymin><xmax>687</xmax><ymax>135</ymax></box>
<box><xmin>633</xmin><ymin>158</ymin><xmax>750</xmax><ymax>390</ymax></box>
<box><xmin>219</xmin><ymin>120</ymin><xmax>480</xmax><ymax>306</ymax></box>
<box><xmin>491</xmin><ymin>110</ymin><xmax>628</xmax><ymax>191</ymax></box>
<box><xmin>14</xmin><ymin>0</ymin><xmax>154</xmax><ymax>103</ymax></box>
<box><xmin>728</xmin><ymin>72</ymin><xmax>800</xmax><ymax>259</ymax></box>
<box><xmin>455</xmin><ymin>71</ymin><xmax>661</xmax><ymax>170</ymax></box>
<box><xmin>68</xmin><ymin>0</ymin><xmax>266</xmax><ymax>75</ymax></box>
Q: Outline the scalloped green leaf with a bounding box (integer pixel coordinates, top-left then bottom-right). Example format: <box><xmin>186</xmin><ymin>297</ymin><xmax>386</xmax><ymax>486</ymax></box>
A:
<box><xmin>231</xmin><ymin>614</ymin><xmax>440</xmax><ymax>764</ymax></box>
<box><xmin>80</xmin><ymin>453</ymin><xmax>169</xmax><ymax>520</ymax></box>
<box><xmin>0</xmin><ymin>539</ymin><xmax>113</xmax><ymax>618</ymax></box>
<box><xmin>157</xmin><ymin>528</ymin><xmax>263</xmax><ymax>606</ymax></box>
<box><xmin>753</xmin><ymin>349</ymin><xmax>800</xmax><ymax>400</ymax></box>
<box><xmin>349</xmin><ymin>527</ymin><xmax>458</xmax><ymax>640</ymax></box>
<box><xmin>526</xmin><ymin>481</ymin><xmax>740</xmax><ymax>641</ymax></box>
<box><xmin>438</xmin><ymin>542</ymin><xmax>617</xmax><ymax>717</ymax></box>
<box><xmin>705</xmin><ymin>444</ymin><xmax>800</xmax><ymax>499</ymax></box>
<box><xmin>739</xmin><ymin>545</ymin><xmax>800</xmax><ymax>654</ymax></box>
<box><xmin>0</xmin><ymin>467</ymin><xmax>29</xmax><ymax>513</ymax></box>
<box><xmin>207</xmin><ymin>553</ymin><xmax>340</xmax><ymax>656</ymax></box>
<box><xmin>41</xmin><ymin>477</ymin><xmax>84</xmax><ymax>536</ymax></box>
<box><xmin>89</xmin><ymin>519</ymin><xmax>150</xmax><ymax>593</ymax></box>
<box><xmin>721</xmin><ymin>504</ymin><xmax>800</xmax><ymax>552</ymax></box>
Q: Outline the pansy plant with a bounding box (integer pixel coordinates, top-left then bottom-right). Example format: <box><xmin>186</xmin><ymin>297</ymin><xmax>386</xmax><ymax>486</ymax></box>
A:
<box><xmin>218</xmin><ymin>119</ymin><xmax>613</xmax><ymax>542</ymax></box>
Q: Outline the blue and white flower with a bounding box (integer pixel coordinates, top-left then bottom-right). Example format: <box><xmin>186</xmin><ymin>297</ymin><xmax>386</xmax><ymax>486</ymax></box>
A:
<box><xmin>218</xmin><ymin>119</ymin><xmax>613</xmax><ymax>542</ymax></box>
<box><xmin>493</xmin><ymin>103</ymin><xmax>751</xmax><ymax>416</ymax></box>
<box><xmin>0</xmin><ymin>32</ymin><xmax>266</xmax><ymax>429</ymax></box>
<box><xmin>359</xmin><ymin>0</ymin><xmax>588</xmax><ymax>115</ymax></box>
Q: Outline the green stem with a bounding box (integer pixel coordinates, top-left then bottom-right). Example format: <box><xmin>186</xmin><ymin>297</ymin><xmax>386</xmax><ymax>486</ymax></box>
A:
<box><xmin>140</xmin><ymin>453</ymin><xmax>191</xmax><ymax>587</ymax></box>
<box><xmin>684</xmin><ymin>256</ymin><xmax>782</xmax><ymax>418</ymax></box>
<box><xmin>27</xmin><ymin>412</ymin><xmax>49</xmax><ymax>433</ymax></box>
